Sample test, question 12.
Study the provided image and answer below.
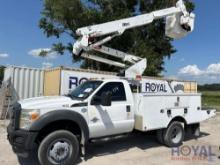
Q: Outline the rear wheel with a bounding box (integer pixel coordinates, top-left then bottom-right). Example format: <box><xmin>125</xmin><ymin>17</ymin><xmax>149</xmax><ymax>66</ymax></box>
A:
<box><xmin>38</xmin><ymin>130</ymin><xmax>79</xmax><ymax>165</ymax></box>
<box><xmin>156</xmin><ymin>129</ymin><xmax>165</xmax><ymax>144</ymax></box>
<box><xmin>164</xmin><ymin>121</ymin><xmax>184</xmax><ymax>147</ymax></box>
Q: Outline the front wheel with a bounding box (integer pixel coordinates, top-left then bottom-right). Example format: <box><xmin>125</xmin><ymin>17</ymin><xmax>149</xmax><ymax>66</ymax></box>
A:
<box><xmin>38</xmin><ymin>130</ymin><xmax>79</xmax><ymax>165</ymax></box>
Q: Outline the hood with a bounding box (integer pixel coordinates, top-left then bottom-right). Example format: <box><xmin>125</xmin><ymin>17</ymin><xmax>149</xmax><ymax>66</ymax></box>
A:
<box><xmin>19</xmin><ymin>96</ymin><xmax>81</xmax><ymax>110</ymax></box>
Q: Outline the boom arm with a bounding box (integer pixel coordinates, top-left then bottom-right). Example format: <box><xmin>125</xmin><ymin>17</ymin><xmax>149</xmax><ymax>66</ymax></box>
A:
<box><xmin>72</xmin><ymin>0</ymin><xmax>195</xmax><ymax>78</ymax></box>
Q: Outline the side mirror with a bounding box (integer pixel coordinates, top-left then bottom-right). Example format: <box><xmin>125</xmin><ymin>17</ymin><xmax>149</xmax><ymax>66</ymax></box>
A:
<box><xmin>91</xmin><ymin>96</ymin><xmax>101</xmax><ymax>105</ymax></box>
<box><xmin>101</xmin><ymin>91</ymin><xmax>112</xmax><ymax>106</ymax></box>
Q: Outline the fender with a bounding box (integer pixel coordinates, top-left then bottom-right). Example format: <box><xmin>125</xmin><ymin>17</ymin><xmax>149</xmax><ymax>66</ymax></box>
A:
<box><xmin>168</xmin><ymin>116</ymin><xmax>188</xmax><ymax>127</ymax></box>
<box><xmin>29</xmin><ymin>110</ymin><xmax>89</xmax><ymax>142</ymax></box>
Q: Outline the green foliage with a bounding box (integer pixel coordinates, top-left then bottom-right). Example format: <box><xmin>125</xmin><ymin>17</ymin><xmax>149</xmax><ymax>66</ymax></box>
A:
<box><xmin>39</xmin><ymin>0</ymin><xmax>194</xmax><ymax>76</ymax></box>
<box><xmin>198</xmin><ymin>84</ymin><xmax>220</xmax><ymax>91</ymax></box>
<box><xmin>39</xmin><ymin>50</ymin><xmax>49</xmax><ymax>57</ymax></box>
<box><xmin>201</xmin><ymin>91</ymin><xmax>220</xmax><ymax>111</ymax></box>
<box><xmin>199</xmin><ymin>84</ymin><xmax>220</xmax><ymax>111</ymax></box>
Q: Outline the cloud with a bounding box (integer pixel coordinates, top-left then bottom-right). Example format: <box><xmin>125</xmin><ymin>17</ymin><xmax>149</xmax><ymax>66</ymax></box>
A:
<box><xmin>0</xmin><ymin>53</ymin><xmax>9</xmax><ymax>58</ymax></box>
<box><xmin>42</xmin><ymin>62</ymin><xmax>53</xmax><ymax>69</ymax></box>
<box><xmin>179</xmin><ymin>65</ymin><xmax>203</xmax><ymax>76</ymax></box>
<box><xmin>28</xmin><ymin>48</ymin><xmax>58</xmax><ymax>59</ymax></box>
<box><xmin>206</xmin><ymin>63</ymin><xmax>220</xmax><ymax>75</ymax></box>
<box><xmin>179</xmin><ymin>63</ymin><xmax>220</xmax><ymax>77</ymax></box>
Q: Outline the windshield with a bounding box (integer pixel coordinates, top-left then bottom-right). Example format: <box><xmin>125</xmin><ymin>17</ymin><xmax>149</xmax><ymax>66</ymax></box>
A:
<box><xmin>68</xmin><ymin>80</ymin><xmax>103</xmax><ymax>100</ymax></box>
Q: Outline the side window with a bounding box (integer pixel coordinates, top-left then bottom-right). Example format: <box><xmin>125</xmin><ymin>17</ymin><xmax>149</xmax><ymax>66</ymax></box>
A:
<box><xmin>129</xmin><ymin>84</ymin><xmax>141</xmax><ymax>93</ymax></box>
<box><xmin>95</xmin><ymin>82</ymin><xmax>126</xmax><ymax>101</ymax></box>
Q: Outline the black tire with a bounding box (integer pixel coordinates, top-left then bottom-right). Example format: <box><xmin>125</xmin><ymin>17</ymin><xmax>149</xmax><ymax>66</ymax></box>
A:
<box><xmin>156</xmin><ymin>129</ymin><xmax>165</xmax><ymax>144</ymax></box>
<box><xmin>163</xmin><ymin>121</ymin><xmax>184</xmax><ymax>147</ymax></box>
<box><xmin>18</xmin><ymin>148</ymin><xmax>40</xmax><ymax>165</ymax></box>
<box><xmin>38</xmin><ymin>130</ymin><xmax>79</xmax><ymax>165</ymax></box>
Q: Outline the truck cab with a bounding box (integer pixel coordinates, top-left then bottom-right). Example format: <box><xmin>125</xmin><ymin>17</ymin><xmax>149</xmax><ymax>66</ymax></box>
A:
<box><xmin>7</xmin><ymin>79</ymin><xmax>135</xmax><ymax>164</ymax></box>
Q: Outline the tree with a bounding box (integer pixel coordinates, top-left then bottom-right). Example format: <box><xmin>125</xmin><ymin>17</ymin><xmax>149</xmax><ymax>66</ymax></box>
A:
<box><xmin>39</xmin><ymin>0</ymin><xmax>194</xmax><ymax>76</ymax></box>
<box><xmin>198</xmin><ymin>84</ymin><xmax>220</xmax><ymax>91</ymax></box>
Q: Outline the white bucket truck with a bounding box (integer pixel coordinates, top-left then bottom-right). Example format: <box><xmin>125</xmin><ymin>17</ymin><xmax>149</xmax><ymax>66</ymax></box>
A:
<box><xmin>7</xmin><ymin>1</ymin><xmax>215</xmax><ymax>165</ymax></box>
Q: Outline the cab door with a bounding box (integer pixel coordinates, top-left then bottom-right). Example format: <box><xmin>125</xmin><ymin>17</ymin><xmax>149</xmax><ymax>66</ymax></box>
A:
<box><xmin>88</xmin><ymin>82</ymin><xmax>134</xmax><ymax>138</ymax></box>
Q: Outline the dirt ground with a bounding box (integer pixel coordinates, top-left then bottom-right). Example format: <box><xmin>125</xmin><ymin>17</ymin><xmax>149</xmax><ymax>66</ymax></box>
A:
<box><xmin>0</xmin><ymin>115</ymin><xmax>220</xmax><ymax>165</ymax></box>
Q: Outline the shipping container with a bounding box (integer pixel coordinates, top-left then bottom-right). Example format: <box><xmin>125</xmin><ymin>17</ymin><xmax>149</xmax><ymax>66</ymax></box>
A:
<box><xmin>3</xmin><ymin>66</ymin><xmax>197</xmax><ymax>99</ymax></box>
<box><xmin>44</xmin><ymin>66</ymin><xmax>197</xmax><ymax>96</ymax></box>
<box><xmin>184</xmin><ymin>81</ymin><xmax>197</xmax><ymax>93</ymax></box>
<box><xmin>44</xmin><ymin>67</ymin><xmax>117</xmax><ymax>96</ymax></box>
<box><xmin>43</xmin><ymin>67</ymin><xmax>62</xmax><ymax>96</ymax></box>
<box><xmin>4</xmin><ymin>66</ymin><xmax>44</xmax><ymax>99</ymax></box>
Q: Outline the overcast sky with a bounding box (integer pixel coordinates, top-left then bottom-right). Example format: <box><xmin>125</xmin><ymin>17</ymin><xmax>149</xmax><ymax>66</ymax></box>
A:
<box><xmin>0</xmin><ymin>0</ymin><xmax>220</xmax><ymax>84</ymax></box>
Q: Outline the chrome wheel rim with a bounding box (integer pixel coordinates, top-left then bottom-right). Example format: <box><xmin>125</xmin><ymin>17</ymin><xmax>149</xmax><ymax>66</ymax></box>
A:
<box><xmin>171</xmin><ymin>127</ymin><xmax>182</xmax><ymax>144</ymax></box>
<box><xmin>47</xmin><ymin>138</ymin><xmax>72</xmax><ymax>164</ymax></box>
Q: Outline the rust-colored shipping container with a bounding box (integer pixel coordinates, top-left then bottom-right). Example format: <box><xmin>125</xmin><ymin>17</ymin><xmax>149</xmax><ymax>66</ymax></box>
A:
<box><xmin>43</xmin><ymin>67</ymin><xmax>116</xmax><ymax>96</ymax></box>
<box><xmin>43</xmin><ymin>67</ymin><xmax>62</xmax><ymax>96</ymax></box>
<box><xmin>43</xmin><ymin>66</ymin><xmax>198</xmax><ymax>96</ymax></box>
<box><xmin>184</xmin><ymin>81</ymin><xmax>197</xmax><ymax>93</ymax></box>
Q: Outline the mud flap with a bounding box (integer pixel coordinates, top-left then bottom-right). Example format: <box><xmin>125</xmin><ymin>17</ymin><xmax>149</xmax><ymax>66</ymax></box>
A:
<box><xmin>185</xmin><ymin>123</ymin><xmax>200</xmax><ymax>139</ymax></box>
<box><xmin>80</xmin><ymin>131</ymin><xmax>88</xmax><ymax>160</ymax></box>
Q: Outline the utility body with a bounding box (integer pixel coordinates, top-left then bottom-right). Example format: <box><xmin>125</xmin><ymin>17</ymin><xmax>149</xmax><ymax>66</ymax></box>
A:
<box><xmin>7</xmin><ymin>1</ymin><xmax>215</xmax><ymax>165</ymax></box>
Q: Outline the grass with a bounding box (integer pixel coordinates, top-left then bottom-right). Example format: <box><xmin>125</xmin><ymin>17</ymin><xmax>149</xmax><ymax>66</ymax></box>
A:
<box><xmin>200</xmin><ymin>91</ymin><xmax>220</xmax><ymax>111</ymax></box>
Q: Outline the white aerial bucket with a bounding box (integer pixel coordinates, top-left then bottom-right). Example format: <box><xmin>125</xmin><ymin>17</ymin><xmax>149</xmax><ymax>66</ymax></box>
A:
<box><xmin>166</xmin><ymin>12</ymin><xmax>195</xmax><ymax>39</ymax></box>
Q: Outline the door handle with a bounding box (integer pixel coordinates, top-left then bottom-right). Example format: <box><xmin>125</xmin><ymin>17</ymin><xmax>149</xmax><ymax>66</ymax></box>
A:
<box><xmin>91</xmin><ymin>117</ymin><xmax>99</xmax><ymax>123</ymax></box>
<box><xmin>126</xmin><ymin>105</ymin><xmax>131</xmax><ymax>112</ymax></box>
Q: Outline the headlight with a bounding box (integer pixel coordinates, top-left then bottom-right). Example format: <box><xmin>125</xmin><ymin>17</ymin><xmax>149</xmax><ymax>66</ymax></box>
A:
<box><xmin>20</xmin><ymin>109</ymin><xmax>40</xmax><ymax>130</ymax></box>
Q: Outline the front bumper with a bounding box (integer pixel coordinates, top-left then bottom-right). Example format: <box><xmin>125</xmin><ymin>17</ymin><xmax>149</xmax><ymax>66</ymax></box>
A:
<box><xmin>7</xmin><ymin>124</ymin><xmax>38</xmax><ymax>157</ymax></box>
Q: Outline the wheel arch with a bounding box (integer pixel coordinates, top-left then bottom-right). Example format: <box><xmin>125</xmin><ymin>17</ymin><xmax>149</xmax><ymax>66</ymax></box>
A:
<box><xmin>30</xmin><ymin>110</ymin><xmax>89</xmax><ymax>145</ymax></box>
<box><xmin>168</xmin><ymin>116</ymin><xmax>187</xmax><ymax>127</ymax></box>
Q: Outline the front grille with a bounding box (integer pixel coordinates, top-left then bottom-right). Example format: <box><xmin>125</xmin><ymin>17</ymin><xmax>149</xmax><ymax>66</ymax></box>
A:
<box><xmin>10</xmin><ymin>102</ymin><xmax>21</xmax><ymax>130</ymax></box>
